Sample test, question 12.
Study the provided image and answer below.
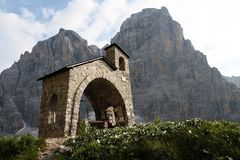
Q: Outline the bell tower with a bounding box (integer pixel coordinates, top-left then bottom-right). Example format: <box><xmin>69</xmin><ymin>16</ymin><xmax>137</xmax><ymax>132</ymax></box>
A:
<box><xmin>104</xmin><ymin>43</ymin><xmax>130</xmax><ymax>71</ymax></box>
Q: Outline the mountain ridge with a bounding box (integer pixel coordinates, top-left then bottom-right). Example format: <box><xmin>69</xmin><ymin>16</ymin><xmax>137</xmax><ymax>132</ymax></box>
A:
<box><xmin>0</xmin><ymin>7</ymin><xmax>240</xmax><ymax>134</ymax></box>
<box><xmin>0</xmin><ymin>29</ymin><xmax>100</xmax><ymax>134</ymax></box>
<box><xmin>111</xmin><ymin>7</ymin><xmax>240</xmax><ymax>121</ymax></box>
<box><xmin>225</xmin><ymin>76</ymin><xmax>240</xmax><ymax>88</ymax></box>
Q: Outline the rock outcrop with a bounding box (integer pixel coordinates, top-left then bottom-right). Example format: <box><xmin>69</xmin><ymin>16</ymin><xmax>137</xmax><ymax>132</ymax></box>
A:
<box><xmin>0</xmin><ymin>7</ymin><xmax>240</xmax><ymax>134</ymax></box>
<box><xmin>111</xmin><ymin>7</ymin><xmax>240</xmax><ymax>121</ymax></box>
<box><xmin>225</xmin><ymin>76</ymin><xmax>240</xmax><ymax>88</ymax></box>
<box><xmin>0</xmin><ymin>29</ymin><xmax>100</xmax><ymax>134</ymax></box>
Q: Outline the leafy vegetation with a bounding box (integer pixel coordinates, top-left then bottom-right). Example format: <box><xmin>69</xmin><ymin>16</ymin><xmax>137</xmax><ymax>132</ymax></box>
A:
<box><xmin>56</xmin><ymin>119</ymin><xmax>240</xmax><ymax>160</ymax></box>
<box><xmin>0</xmin><ymin>134</ymin><xmax>45</xmax><ymax>160</ymax></box>
<box><xmin>1</xmin><ymin>119</ymin><xmax>240</xmax><ymax>160</ymax></box>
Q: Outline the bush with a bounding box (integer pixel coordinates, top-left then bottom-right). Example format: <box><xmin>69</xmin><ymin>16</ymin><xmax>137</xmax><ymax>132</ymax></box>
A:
<box><xmin>0</xmin><ymin>134</ymin><xmax>45</xmax><ymax>160</ymax></box>
<box><xmin>54</xmin><ymin>119</ymin><xmax>240</xmax><ymax>159</ymax></box>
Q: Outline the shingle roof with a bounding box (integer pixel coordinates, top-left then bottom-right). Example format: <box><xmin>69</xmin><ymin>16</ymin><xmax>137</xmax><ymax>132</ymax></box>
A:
<box><xmin>37</xmin><ymin>56</ymin><xmax>117</xmax><ymax>81</ymax></box>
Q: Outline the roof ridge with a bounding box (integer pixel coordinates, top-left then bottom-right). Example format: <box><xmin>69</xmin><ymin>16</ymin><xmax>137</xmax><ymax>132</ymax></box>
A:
<box><xmin>104</xmin><ymin>43</ymin><xmax>129</xmax><ymax>58</ymax></box>
<box><xmin>37</xmin><ymin>56</ymin><xmax>117</xmax><ymax>81</ymax></box>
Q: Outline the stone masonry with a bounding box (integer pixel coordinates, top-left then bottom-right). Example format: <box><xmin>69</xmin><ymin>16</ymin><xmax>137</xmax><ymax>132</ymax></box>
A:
<box><xmin>38</xmin><ymin>43</ymin><xmax>135</xmax><ymax>138</ymax></box>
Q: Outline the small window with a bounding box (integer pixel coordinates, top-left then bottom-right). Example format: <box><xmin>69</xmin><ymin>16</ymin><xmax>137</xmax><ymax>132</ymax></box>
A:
<box><xmin>119</xmin><ymin>57</ymin><xmax>125</xmax><ymax>71</ymax></box>
<box><xmin>48</xmin><ymin>94</ymin><xmax>57</xmax><ymax>124</ymax></box>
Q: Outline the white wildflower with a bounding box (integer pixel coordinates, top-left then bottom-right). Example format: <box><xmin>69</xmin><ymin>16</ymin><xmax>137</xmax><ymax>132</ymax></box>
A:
<box><xmin>134</xmin><ymin>136</ymin><xmax>139</xmax><ymax>141</ymax></box>
<box><xmin>97</xmin><ymin>139</ymin><xmax>101</xmax><ymax>143</ymax></box>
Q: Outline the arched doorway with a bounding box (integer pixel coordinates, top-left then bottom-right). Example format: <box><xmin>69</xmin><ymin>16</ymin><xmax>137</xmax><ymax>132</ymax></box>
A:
<box><xmin>79</xmin><ymin>94</ymin><xmax>95</xmax><ymax>121</ymax></box>
<box><xmin>38</xmin><ymin>43</ymin><xmax>134</xmax><ymax>138</ymax></box>
<box><xmin>76</xmin><ymin>78</ymin><xmax>127</xmax><ymax>133</ymax></box>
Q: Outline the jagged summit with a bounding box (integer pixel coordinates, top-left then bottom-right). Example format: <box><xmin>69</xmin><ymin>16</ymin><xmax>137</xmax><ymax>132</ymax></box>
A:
<box><xmin>113</xmin><ymin>7</ymin><xmax>184</xmax><ymax>58</ymax></box>
<box><xmin>0</xmin><ymin>28</ymin><xmax>100</xmax><ymax>134</ymax></box>
<box><xmin>57</xmin><ymin>28</ymin><xmax>88</xmax><ymax>44</ymax></box>
<box><xmin>129</xmin><ymin>7</ymin><xmax>172</xmax><ymax>22</ymax></box>
<box><xmin>141</xmin><ymin>7</ymin><xmax>172</xmax><ymax>19</ymax></box>
<box><xmin>112</xmin><ymin>7</ymin><xmax>240</xmax><ymax>121</ymax></box>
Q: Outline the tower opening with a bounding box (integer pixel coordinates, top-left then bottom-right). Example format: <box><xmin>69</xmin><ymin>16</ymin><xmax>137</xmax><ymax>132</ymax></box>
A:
<box><xmin>119</xmin><ymin>57</ymin><xmax>125</xmax><ymax>71</ymax></box>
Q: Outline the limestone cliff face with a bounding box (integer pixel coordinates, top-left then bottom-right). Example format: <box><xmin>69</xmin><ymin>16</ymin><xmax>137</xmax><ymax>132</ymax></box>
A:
<box><xmin>0</xmin><ymin>29</ymin><xmax>100</xmax><ymax>134</ymax></box>
<box><xmin>225</xmin><ymin>76</ymin><xmax>240</xmax><ymax>88</ymax></box>
<box><xmin>1</xmin><ymin>7</ymin><xmax>240</xmax><ymax>134</ymax></box>
<box><xmin>111</xmin><ymin>7</ymin><xmax>240</xmax><ymax>121</ymax></box>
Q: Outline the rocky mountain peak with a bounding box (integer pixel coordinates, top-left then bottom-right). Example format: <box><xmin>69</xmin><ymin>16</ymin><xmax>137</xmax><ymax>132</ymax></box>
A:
<box><xmin>57</xmin><ymin>28</ymin><xmax>88</xmax><ymax>45</ymax></box>
<box><xmin>0</xmin><ymin>28</ymin><xmax>100</xmax><ymax>135</ymax></box>
<box><xmin>141</xmin><ymin>7</ymin><xmax>172</xmax><ymax>21</ymax></box>
<box><xmin>129</xmin><ymin>7</ymin><xmax>172</xmax><ymax>24</ymax></box>
<box><xmin>112</xmin><ymin>7</ymin><xmax>184</xmax><ymax>59</ymax></box>
<box><xmin>112</xmin><ymin>8</ymin><xmax>240</xmax><ymax>121</ymax></box>
<box><xmin>0</xmin><ymin>7</ymin><xmax>240</xmax><ymax>135</ymax></box>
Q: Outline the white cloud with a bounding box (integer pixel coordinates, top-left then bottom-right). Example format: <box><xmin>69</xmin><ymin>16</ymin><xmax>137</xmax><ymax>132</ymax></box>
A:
<box><xmin>20</xmin><ymin>7</ymin><xmax>35</xmax><ymax>19</ymax></box>
<box><xmin>77</xmin><ymin>0</ymin><xmax>130</xmax><ymax>46</ymax></box>
<box><xmin>42</xmin><ymin>7</ymin><xmax>55</xmax><ymax>19</ymax></box>
<box><xmin>46</xmin><ymin>0</ymin><xmax>97</xmax><ymax>36</ymax></box>
<box><xmin>0</xmin><ymin>10</ymin><xmax>46</xmax><ymax>71</ymax></box>
<box><xmin>0</xmin><ymin>0</ymin><xmax>239</xmax><ymax>76</ymax></box>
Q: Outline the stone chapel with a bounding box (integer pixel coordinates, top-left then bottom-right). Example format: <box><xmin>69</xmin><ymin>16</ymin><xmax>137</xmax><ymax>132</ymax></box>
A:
<box><xmin>37</xmin><ymin>43</ymin><xmax>135</xmax><ymax>138</ymax></box>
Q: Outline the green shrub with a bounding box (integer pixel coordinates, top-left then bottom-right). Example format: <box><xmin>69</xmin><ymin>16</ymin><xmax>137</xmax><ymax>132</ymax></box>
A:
<box><xmin>0</xmin><ymin>134</ymin><xmax>45</xmax><ymax>160</ymax></box>
<box><xmin>54</xmin><ymin>119</ymin><xmax>240</xmax><ymax>159</ymax></box>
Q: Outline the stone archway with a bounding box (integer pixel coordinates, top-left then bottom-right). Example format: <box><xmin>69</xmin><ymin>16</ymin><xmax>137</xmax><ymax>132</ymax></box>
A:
<box><xmin>38</xmin><ymin>43</ymin><xmax>134</xmax><ymax>138</ymax></box>
<box><xmin>69</xmin><ymin>73</ymin><xmax>130</xmax><ymax>136</ymax></box>
<box><xmin>79</xmin><ymin>78</ymin><xmax>127</xmax><ymax>129</ymax></box>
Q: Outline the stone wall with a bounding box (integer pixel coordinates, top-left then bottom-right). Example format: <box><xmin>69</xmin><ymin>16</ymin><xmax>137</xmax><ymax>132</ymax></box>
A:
<box><xmin>39</xmin><ymin>71</ymin><xmax>70</xmax><ymax>138</ymax></box>
<box><xmin>39</xmin><ymin>45</ymin><xmax>134</xmax><ymax>138</ymax></box>
<box><xmin>67</xmin><ymin>59</ymin><xmax>134</xmax><ymax>136</ymax></box>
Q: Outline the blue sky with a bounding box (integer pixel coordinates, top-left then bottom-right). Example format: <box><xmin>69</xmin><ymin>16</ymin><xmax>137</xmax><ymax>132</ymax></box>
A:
<box><xmin>0</xmin><ymin>0</ymin><xmax>68</xmax><ymax>16</ymax></box>
<box><xmin>0</xmin><ymin>0</ymin><xmax>240</xmax><ymax>76</ymax></box>
<box><xmin>0</xmin><ymin>0</ymin><xmax>58</xmax><ymax>22</ymax></box>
